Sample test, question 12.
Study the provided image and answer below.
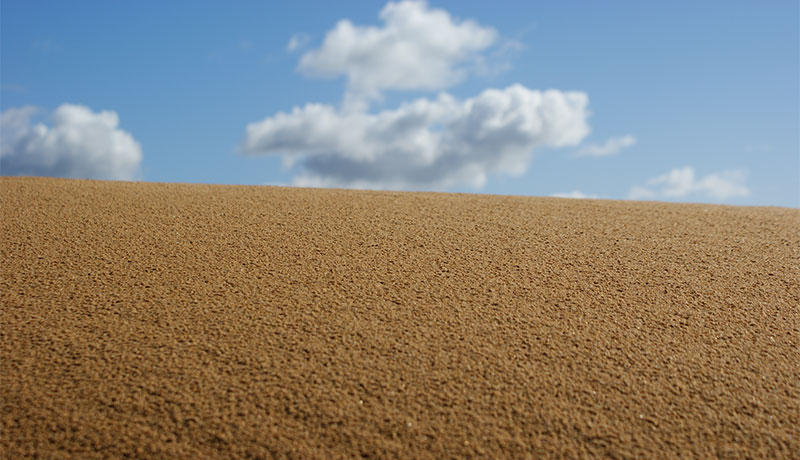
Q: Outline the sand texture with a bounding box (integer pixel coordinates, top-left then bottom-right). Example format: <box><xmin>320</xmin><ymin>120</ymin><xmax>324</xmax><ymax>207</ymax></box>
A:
<box><xmin>1</xmin><ymin>177</ymin><xmax>799</xmax><ymax>459</ymax></box>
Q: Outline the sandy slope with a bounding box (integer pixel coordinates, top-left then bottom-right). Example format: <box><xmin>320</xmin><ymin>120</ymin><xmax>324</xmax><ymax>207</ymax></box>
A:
<box><xmin>1</xmin><ymin>177</ymin><xmax>798</xmax><ymax>459</ymax></box>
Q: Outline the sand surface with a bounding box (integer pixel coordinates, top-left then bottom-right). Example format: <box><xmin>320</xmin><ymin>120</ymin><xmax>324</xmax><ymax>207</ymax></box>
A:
<box><xmin>1</xmin><ymin>177</ymin><xmax>798</xmax><ymax>459</ymax></box>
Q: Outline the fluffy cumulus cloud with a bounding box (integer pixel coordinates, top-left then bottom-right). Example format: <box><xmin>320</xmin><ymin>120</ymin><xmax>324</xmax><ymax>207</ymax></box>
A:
<box><xmin>244</xmin><ymin>1</ymin><xmax>594</xmax><ymax>190</ymax></box>
<box><xmin>244</xmin><ymin>85</ymin><xmax>590</xmax><ymax>189</ymax></box>
<box><xmin>629</xmin><ymin>166</ymin><xmax>750</xmax><ymax>201</ymax></box>
<box><xmin>1</xmin><ymin>104</ymin><xmax>142</xmax><ymax>180</ymax></box>
<box><xmin>577</xmin><ymin>135</ymin><xmax>636</xmax><ymax>157</ymax></box>
<box><xmin>298</xmin><ymin>0</ymin><xmax>497</xmax><ymax>108</ymax></box>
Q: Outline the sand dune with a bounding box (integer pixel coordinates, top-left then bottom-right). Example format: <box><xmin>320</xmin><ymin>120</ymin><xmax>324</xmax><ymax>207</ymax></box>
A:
<box><xmin>1</xmin><ymin>177</ymin><xmax>798</xmax><ymax>459</ymax></box>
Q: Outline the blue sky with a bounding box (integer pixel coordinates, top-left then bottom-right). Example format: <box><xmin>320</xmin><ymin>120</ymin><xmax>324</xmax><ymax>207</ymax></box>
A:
<box><xmin>1</xmin><ymin>0</ymin><xmax>798</xmax><ymax>206</ymax></box>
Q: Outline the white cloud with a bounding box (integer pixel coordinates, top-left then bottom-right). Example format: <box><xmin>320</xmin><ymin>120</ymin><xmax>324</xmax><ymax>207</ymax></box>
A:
<box><xmin>287</xmin><ymin>33</ymin><xmax>310</xmax><ymax>52</ymax></box>
<box><xmin>577</xmin><ymin>135</ymin><xmax>636</xmax><ymax>157</ymax></box>
<box><xmin>552</xmin><ymin>190</ymin><xmax>601</xmax><ymax>199</ymax></box>
<box><xmin>628</xmin><ymin>166</ymin><xmax>750</xmax><ymax>201</ymax></box>
<box><xmin>627</xmin><ymin>186</ymin><xmax>656</xmax><ymax>200</ymax></box>
<box><xmin>474</xmin><ymin>38</ymin><xmax>525</xmax><ymax>77</ymax></box>
<box><xmin>298</xmin><ymin>0</ymin><xmax>497</xmax><ymax>108</ymax></box>
<box><xmin>246</xmin><ymin>1</ymin><xmax>597</xmax><ymax>191</ymax></box>
<box><xmin>243</xmin><ymin>84</ymin><xmax>590</xmax><ymax>190</ymax></box>
<box><xmin>0</xmin><ymin>104</ymin><xmax>142</xmax><ymax>181</ymax></box>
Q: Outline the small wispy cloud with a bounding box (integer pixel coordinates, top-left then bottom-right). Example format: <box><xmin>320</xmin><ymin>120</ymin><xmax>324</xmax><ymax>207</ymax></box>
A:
<box><xmin>628</xmin><ymin>166</ymin><xmax>750</xmax><ymax>201</ymax></box>
<box><xmin>577</xmin><ymin>135</ymin><xmax>636</xmax><ymax>157</ymax></box>
<box><xmin>552</xmin><ymin>190</ymin><xmax>601</xmax><ymax>199</ymax></box>
<box><xmin>287</xmin><ymin>33</ymin><xmax>311</xmax><ymax>52</ymax></box>
<box><xmin>474</xmin><ymin>38</ymin><xmax>525</xmax><ymax>77</ymax></box>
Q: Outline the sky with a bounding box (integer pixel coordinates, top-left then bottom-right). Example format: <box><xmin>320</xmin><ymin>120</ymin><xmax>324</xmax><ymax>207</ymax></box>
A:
<box><xmin>1</xmin><ymin>0</ymin><xmax>798</xmax><ymax>207</ymax></box>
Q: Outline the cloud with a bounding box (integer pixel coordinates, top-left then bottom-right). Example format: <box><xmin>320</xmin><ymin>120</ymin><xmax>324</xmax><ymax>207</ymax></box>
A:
<box><xmin>628</xmin><ymin>166</ymin><xmax>750</xmax><ymax>201</ymax></box>
<box><xmin>474</xmin><ymin>38</ymin><xmax>525</xmax><ymax>78</ymax></box>
<box><xmin>0</xmin><ymin>104</ymin><xmax>142</xmax><ymax>180</ymax></box>
<box><xmin>577</xmin><ymin>135</ymin><xmax>636</xmax><ymax>157</ymax></box>
<box><xmin>243</xmin><ymin>84</ymin><xmax>589</xmax><ymax>190</ymax></box>
<box><xmin>552</xmin><ymin>190</ymin><xmax>601</xmax><ymax>199</ymax></box>
<box><xmin>246</xmin><ymin>1</ymin><xmax>595</xmax><ymax>191</ymax></box>
<box><xmin>287</xmin><ymin>33</ymin><xmax>310</xmax><ymax>52</ymax></box>
<box><xmin>298</xmin><ymin>0</ymin><xmax>497</xmax><ymax>108</ymax></box>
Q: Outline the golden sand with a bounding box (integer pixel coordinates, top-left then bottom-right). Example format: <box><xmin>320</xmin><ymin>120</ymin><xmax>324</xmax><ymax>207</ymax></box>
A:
<box><xmin>2</xmin><ymin>177</ymin><xmax>798</xmax><ymax>459</ymax></box>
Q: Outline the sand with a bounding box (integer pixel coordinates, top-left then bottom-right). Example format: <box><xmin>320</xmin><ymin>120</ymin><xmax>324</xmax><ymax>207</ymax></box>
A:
<box><xmin>1</xmin><ymin>176</ymin><xmax>798</xmax><ymax>459</ymax></box>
